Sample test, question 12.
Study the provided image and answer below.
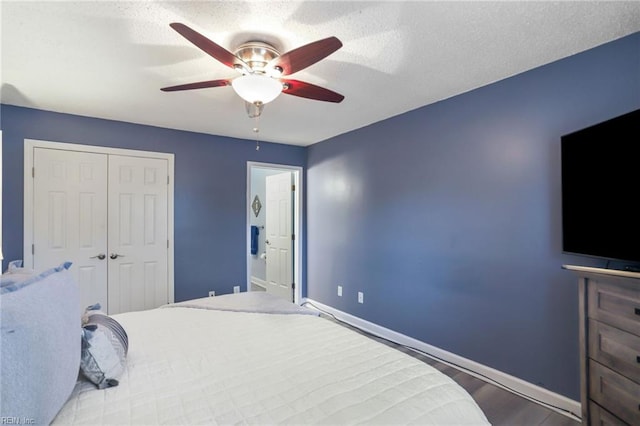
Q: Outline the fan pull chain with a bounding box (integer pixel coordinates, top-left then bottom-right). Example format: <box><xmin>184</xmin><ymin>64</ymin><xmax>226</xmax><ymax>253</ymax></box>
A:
<box><xmin>253</xmin><ymin>114</ymin><xmax>260</xmax><ymax>151</ymax></box>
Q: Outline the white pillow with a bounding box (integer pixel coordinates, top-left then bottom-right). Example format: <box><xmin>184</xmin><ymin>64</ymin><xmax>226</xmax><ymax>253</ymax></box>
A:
<box><xmin>1</xmin><ymin>259</ymin><xmax>36</xmax><ymax>285</ymax></box>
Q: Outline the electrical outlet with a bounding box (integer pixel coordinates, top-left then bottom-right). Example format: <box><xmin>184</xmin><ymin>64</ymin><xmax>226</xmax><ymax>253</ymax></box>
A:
<box><xmin>337</xmin><ymin>285</ymin><xmax>343</xmax><ymax>297</ymax></box>
<box><xmin>233</xmin><ymin>286</ymin><xmax>240</xmax><ymax>294</ymax></box>
<box><xmin>358</xmin><ymin>291</ymin><xmax>364</xmax><ymax>304</ymax></box>
<box><xmin>208</xmin><ymin>291</ymin><xmax>215</xmax><ymax>297</ymax></box>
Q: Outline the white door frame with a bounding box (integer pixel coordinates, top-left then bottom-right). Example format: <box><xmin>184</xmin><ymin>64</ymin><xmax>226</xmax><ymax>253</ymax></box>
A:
<box><xmin>23</xmin><ymin>138</ymin><xmax>175</xmax><ymax>303</ymax></box>
<box><xmin>247</xmin><ymin>162</ymin><xmax>303</xmax><ymax>305</ymax></box>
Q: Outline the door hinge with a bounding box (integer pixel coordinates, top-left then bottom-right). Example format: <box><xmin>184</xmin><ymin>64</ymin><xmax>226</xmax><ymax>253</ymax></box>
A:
<box><xmin>167</xmin><ymin>240</ymin><xmax>169</xmax><ymax>249</ymax></box>
<box><xmin>32</xmin><ymin>167</ymin><xmax>35</xmax><ymax>178</ymax></box>
<box><xmin>167</xmin><ymin>175</ymin><xmax>170</xmax><ymax>185</ymax></box>
<box><xmin>292</xmin><ymin>282</ymin><xmax>295</xmax><ymax>290</ymax></box>
<box><xmin>291</xmin><ymin>184</ymin><xmax>295</xmax><ymax>191</ymax></box>
<box><xmin>291</xmin><ymin>234</ymin><xmax>295</xmax><ymax>241</ymax></box>
<box><xmin>32</xmin><ymin>244</ymin><xmax>35</xmax><ymax>255</ymax></box>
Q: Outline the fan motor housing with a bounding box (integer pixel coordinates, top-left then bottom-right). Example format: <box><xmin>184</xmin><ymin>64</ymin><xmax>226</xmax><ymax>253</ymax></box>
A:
<box><xmin>234</xmin><ymin>42</ymin><xmax>280</xmax><ymax>73</ymax></box>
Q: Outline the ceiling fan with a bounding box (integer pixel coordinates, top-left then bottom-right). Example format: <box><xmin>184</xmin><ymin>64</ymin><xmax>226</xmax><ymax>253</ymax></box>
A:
<box><xmin>161</xmin><ymin>23</ymin><xmax>344</xmax><ymax>116</ymax></box>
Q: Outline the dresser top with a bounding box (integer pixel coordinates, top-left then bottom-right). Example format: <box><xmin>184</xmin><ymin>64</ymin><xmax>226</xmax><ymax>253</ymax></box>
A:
<box><xmin>563</xmin><ymin>264</ymin><xmax>640</xmax><ymax>280</ymax></box>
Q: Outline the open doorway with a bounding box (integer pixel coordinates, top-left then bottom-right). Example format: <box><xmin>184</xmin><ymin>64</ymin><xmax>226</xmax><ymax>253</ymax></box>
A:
<box><xmin>246</xmin><ymin>162</ymin><xmax>302</xmax><ymax>304</ymax></box>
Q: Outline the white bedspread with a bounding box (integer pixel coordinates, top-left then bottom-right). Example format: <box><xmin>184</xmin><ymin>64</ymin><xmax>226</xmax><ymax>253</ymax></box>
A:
<box><xmin>54</xmin><ymin>301</ymin><xmax>489</xmax><ymax>425</ymax></box>
<box><xmin>164</xmin><ymin>291</ymin><xmax>320</xmax><ymax>316</ymax></box>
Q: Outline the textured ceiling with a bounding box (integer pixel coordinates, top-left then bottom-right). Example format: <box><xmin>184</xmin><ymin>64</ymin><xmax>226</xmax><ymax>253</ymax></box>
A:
<box><xmin>1</xmin><ymin>1</ymin><xmax>639</xmax><ymax>146</ymax></box>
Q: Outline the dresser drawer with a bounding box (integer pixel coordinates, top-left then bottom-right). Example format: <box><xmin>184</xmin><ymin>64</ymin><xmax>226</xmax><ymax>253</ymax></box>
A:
<box><xmin>590</xmin><ymin>401</ymin><xmax>629</xmax><ymax>426</ymax></box>
<box><xmin>588</xmin><ymin>279</ymin><xmax>640</xmax><ymax>336</ymax></box>
<box><xmin>589</xmin><ymin>319</ymin><xmax>640</xmax><ymax>383</ymax></box>
<box><xmin>589</xmin><ymin>361</ymin><xmax>640</xmax><ymax>426</ymax></box>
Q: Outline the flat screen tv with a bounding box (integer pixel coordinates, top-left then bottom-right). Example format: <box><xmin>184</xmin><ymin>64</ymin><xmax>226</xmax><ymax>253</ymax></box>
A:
<box><xmin>561</xmin><ymin>108</ymin><xmax>640</xmax><ymax>267</ymax></box>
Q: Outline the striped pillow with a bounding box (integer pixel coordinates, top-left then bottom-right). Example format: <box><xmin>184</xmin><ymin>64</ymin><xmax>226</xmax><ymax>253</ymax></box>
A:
<box><xmin>80</xmin><ymin>304</ymin><xmax>128</xmax><ymax>389</ymax></box>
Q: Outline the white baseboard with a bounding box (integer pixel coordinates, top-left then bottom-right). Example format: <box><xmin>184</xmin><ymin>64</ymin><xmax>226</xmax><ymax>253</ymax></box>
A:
<box><xmin>302</xmin><ymin>298</ymin><xmax>581</xmax><ymax>422</ymax></box>
<box><xmin>250</xmin><ymin>276</ymin><xmax>267</xmax><ymax>289</ymax></box>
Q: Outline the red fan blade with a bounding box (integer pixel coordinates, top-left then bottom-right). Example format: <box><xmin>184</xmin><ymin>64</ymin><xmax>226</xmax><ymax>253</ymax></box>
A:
<box><xmin>268</xmin><ymin>36</ymin><xmax>342</xmax><ymax>76</ymax></box>
<box><xmin>161</xmin><ymin>79</ymin><xmax>230</xmax><ymax>92</ymax></box>
<box><xmin>169</xmin><ymin>23</ymin><xmax>249</xmax><ymax>71</ymax></box>
<box><xmin>281</xmin><ymin>79</ymin><xmax>344</xmax><ymax>103</ymax></box>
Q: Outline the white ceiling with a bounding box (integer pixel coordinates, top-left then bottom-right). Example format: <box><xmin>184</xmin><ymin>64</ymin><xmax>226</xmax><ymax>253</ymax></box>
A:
<box><xmin>2</xmin><ymin>1</ymin><xmax>639</xmax><ymax>146</ymax></box>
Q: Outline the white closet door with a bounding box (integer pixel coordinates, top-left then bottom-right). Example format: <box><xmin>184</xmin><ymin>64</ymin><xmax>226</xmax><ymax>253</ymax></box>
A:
<box><xmin>33</xmin><ymin>148</ymin><xmax>108</xmax><ymax>312</ymax></box>
<box><xmin>108</xmin><ymin>155</ymin><xmax>169</xmax><ymax>314</ymax></box>
<box><xmin>265</xmin><ymin>172</ymin><xmax>293</xmax><ymax>301</ymax></box>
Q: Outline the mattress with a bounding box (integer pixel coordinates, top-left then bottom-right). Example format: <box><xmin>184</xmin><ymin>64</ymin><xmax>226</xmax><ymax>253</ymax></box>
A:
<box><xmin>54</xmin><ymin>294</ymin><xmax>489</xmax><ymax>425</ymax></box>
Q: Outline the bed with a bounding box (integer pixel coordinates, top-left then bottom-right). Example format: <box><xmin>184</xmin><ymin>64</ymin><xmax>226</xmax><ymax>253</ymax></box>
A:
<box><xmin>1</xmin><ymin>263</ymin><xmax>490</xmax><ymax>425</ymax></box>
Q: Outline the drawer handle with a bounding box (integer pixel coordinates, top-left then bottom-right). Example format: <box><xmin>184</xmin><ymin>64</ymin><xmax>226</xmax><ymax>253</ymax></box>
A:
<box><xmin>636</xmin><ymin>307</ymin><xmax>640</xmax><ymax>316</ymax></box>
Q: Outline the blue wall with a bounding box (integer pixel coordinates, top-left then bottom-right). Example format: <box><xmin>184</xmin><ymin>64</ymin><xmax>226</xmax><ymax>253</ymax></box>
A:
<box><xmin>0</xmin><ymin>106</ymin><xmax>306</xmax><ymax>302</ymax></box>
<box><xmin>306</xmin><ymin>32</ymin><xmax>639</xmax><ymax>400</ymax></box>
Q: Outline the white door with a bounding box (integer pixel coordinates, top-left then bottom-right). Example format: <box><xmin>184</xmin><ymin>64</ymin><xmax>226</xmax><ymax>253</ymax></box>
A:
<box><xmin>108</xmin><ymin>155</ymin><xmax>169</xmax><ymax>314</ymax></box>
<box><xmin>33</xmin><ymin>148</ymin><xmax>109</xmax><ymax>312</ymax></box>
<box><xmin>32</xmin><ymin>148</ymin><xmax>169</xmax><ymax>315</ymax></box>
<box><xmin>265</xmin><ymin>172</ymin><xmax>293</xmax><ymax>301</ymax></box>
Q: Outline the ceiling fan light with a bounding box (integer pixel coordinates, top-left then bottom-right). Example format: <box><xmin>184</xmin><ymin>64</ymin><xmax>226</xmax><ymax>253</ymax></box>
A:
<box><xmin>231</xmin><ymin>74</ymin><xmax>282</xmax><ymax>104</ymax></box>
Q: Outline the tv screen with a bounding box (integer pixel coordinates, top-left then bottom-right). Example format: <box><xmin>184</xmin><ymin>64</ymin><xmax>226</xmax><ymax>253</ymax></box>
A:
<box><xmin>561</xmin><ymin>108</ymin><xmax>640</xmax><ymax>265</ymax></box>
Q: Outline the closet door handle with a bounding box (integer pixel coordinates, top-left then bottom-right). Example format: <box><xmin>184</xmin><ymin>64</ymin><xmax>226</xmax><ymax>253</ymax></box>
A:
<box><xmin>90</xmin><ymin>253</ymin><xmax>106</xmax><ymax>260</ymax></box>
<box><xmin>110</xmin><ymin>253</ymin><xmax>125</xmax><ymax>260</ymax></box>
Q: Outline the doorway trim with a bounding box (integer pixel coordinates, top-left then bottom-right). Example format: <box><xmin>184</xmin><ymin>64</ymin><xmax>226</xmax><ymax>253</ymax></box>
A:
<box><xmin>23</xmin><ymin>138</ymin><xmax>175</xmax><ymax>302</ymax></box>
<box><xmin>246</xmin><ymin>161</ymin><xmax>303</xmax><ymax>305</ymax></box>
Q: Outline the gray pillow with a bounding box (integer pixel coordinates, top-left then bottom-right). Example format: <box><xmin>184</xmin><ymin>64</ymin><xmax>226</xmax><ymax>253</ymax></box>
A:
<box><xmin>1</xmin><ymin>261</ymin><xmax>80</xmax><ymax>425</ymax></box>
<box><xmin>80</xmin><ymin>304</ymin><xmax>128</xmax><ymax>389</ymax></box>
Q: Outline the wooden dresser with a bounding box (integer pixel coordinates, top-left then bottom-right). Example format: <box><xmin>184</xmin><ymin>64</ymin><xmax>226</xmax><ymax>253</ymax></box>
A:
<box><xmin>564</xmin><ymin>265</ymin><xmax>640</xmax><ymax>425</ymax></box>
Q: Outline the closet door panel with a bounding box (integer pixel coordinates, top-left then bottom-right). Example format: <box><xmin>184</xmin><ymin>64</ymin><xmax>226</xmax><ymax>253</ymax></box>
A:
<box><xmin>33</xmin><ymin>148</ymin><xmax>108</xmax><ymax>313</ymax></box>
<box><xmin>108</xmin><ymin>155</ymin><xmax>168</xmax><ymax>314</ymax></box>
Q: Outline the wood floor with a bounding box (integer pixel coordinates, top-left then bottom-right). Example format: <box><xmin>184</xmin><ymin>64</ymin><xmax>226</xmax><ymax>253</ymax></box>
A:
<box><xmin>328</xmin><ymin>316</ymin><xmax>582</xmax><ymax>426</ymax></box>
<box><xmin>419</xmin><ymin>356</ymin><xmax>581</xmax><ymax>426</ymax></box>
